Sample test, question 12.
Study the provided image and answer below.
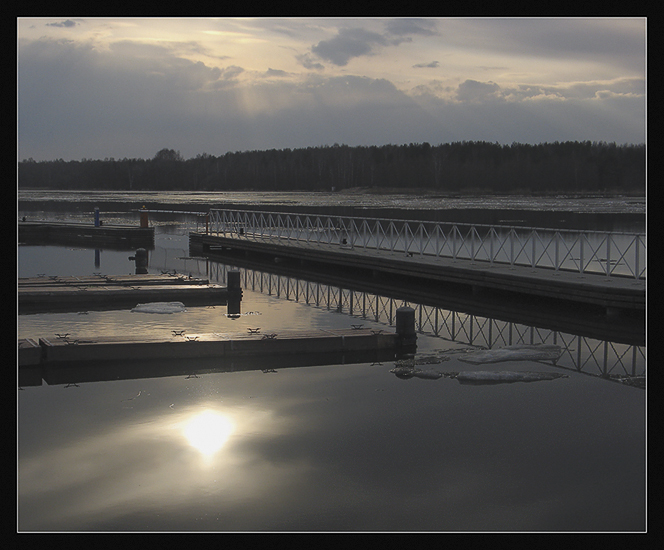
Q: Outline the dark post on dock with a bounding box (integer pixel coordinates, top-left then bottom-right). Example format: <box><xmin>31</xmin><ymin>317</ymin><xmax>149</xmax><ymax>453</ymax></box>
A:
<box><xmin>395</xmin><ymin>306</ymin><xmax>417</xmax><ymax>351</ymax></box>
<box><xmin>128</xmin><ymin>248</ymin><xmax>149</xmax><ymax>274</ymax></box>
<box><xmin>140</xmin><ymin>206</ymin><xmax>149</xmax><ymax>228</ymax></box>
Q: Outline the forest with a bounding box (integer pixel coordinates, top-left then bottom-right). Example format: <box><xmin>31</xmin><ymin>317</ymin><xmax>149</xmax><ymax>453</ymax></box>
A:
<box><xmin>18</xmin><ymin>141</ymin><xmax>645</xmax><ymax>194</ymax></box>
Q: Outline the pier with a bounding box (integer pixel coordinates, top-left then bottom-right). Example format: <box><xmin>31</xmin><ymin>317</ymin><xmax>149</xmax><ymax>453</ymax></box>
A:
<box><xmin>19</xmin><ymin>320</ymin><xmax>415</xmax><ymax>387</ymax></box>
<box><xmin>18</xmin><ymin>273</ymin><xmax>233</xmax><ymax>313</ymax></box>
<box><xmin>23</xmin><ymin>327</ymin><xmax>400</xmax><ymax>365</ymax></box>
<box><xmin>18</xmin><ymin>220</ymin><xmax>154</xmax><ymax>249</ymax></box>
<box><xmin>189</xmin><ymin>209</ymin><xmax>645</xmax><ymax>316</ymax></box>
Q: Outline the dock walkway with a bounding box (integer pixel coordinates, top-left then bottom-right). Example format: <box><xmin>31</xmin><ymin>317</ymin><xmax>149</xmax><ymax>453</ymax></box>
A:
<box><xmin>18</xmin><ymin>220</ymin><xmax>154</xmax><ymax>248</ymax></box>
<box><xmin>18</xmin><ymin>326</ymin><xmax>406</xmax><ymax>386</ymax></box>
<box><xmin>19</xmin><ymin>326</ymin><xmax>404</xmax><ymax>374</ymax></box>
<box><xmin>189</xmin><ymin>232</ymin><xmax>645</xmax><ymax>315</ymax></box>
<box><xmin>18</xmin><ymin>273</ymin><xmax>231</xmax><ymax>313</ymax></box>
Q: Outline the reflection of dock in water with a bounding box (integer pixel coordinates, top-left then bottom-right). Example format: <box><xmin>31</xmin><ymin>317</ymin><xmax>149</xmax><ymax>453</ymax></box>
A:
<box><xmin>197</xmin><ymin>261</ymin><xmax>646</xmax><ymax>389</ymax></box>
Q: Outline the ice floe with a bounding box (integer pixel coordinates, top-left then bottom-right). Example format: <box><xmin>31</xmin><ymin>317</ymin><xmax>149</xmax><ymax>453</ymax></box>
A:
<box><xmin>458</xmin><ymin>344</ymin><xmax>562</xmax><ymax>364</ymax></box>
<box><xmin>390</xmin><ymin>366</ymin><xmax>443</xmax><ymax>380</ymax></box>
<box><xmin>452</xmin><ymin>371</ymin><xmax>568</xmax><ymax>385</ymax></box>
<box><xmin>131</xmin><ymin>301</ymin><xmax>187</xmax><ymax>314</ymax></box>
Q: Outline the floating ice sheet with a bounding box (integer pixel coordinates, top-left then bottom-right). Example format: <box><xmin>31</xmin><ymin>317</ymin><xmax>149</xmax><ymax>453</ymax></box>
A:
<box><xmin>458</xmin><ymin>344</ymin><xmax>562</xmax><ymax>364</ymax></box>
<box><xmin>131</xmin><ymin>301</ymin><xmax>187</xmax><ymax>314</ymax></box>
<box><xmin>453</xmin><ymin>371</ymin><xmax>568</xmax><ymax>385</ymax></box>
<box><xmin>390</xmin><ymin>366</ymin><xmax>443</xmax><ymax>380</ymax></box>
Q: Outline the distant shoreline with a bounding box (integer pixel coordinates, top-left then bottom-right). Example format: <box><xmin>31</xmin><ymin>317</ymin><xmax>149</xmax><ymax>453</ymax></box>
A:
<box><xmin>17</xmin><ymin>186</ymin><xmax>646</xmax><ymax>198</ymax></box>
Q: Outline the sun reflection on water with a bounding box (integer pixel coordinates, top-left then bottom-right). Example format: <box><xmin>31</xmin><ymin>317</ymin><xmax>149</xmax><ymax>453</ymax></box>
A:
<box><xmin>182</xmin><ymin>410</ymin><xmax>235</xmax><ymax>458</ymax></box>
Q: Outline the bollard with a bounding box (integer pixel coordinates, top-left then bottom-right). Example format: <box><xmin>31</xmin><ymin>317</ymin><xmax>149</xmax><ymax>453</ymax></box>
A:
<box><xmin>94</xmin><ymin>207</ymin><xmax>100</xmax><ymax>227</ymax></box>
<box><xmin>395</xmin><ymin>306</ymin><xmax>417</xmax><ymax>349</ymax></box>
<box><xmin>129</xmin><ymin>248</ymin><xmax>148</xmax><ymax>274</ymax></box>
<box><xmin>140</xmin><ymin>206</ymin><xmax>149</xmax><ymax>228</ymax></box>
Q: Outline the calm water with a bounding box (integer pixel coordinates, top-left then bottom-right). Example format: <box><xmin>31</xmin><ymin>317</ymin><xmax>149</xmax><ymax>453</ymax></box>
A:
<box><xmin>17</xmin><ymin>194</ymin><xmax>646</xmax><ymax>532</ymax></box>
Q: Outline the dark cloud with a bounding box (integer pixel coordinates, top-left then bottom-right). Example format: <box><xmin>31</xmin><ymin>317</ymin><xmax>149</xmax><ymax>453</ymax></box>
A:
<box><xmin>413</xmin><ymin>61</ymin><xmax>439</xmax><ymax>68</ymax></box>
<box><xmin>309</xmin><ymin>21</ymin><xmax>439</xmax><ymax>67</ymax></box>
<box><xmin>46</xmin><ymin>19</ymin><xmax>77</xmax><ymax>28</ymax></box>
<box><xmin>264</xmin><ymin>68</ymin><xmax>289</xmax><ymax>77</ymax></box>
<box><xmin>296</xmin><ymin>53</ymin><xmax>324</xmax><ymax>71</ymax></box>
<box><xmin>311</xmin><ymin>28</ymin><xmax>388</xmax><ymax>66</ymax></box>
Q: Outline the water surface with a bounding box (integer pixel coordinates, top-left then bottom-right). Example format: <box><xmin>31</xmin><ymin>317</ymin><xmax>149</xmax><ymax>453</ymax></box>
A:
<box><xmin>17</xmin><ymin>198</ymin><xmax>646</xmax><ymax>532</ymax></box>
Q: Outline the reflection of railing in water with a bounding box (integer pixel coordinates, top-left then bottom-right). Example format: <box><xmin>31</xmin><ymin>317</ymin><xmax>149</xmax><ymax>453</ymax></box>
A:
<box><xmin>206</xmin><ymin>209</ymin><xmax>646</xmax><ymax>279</ymax></box>
<box><xmin>205</xmin><ymin>262</ymin><xmax>645</xmax><ymax>384</ymax></box>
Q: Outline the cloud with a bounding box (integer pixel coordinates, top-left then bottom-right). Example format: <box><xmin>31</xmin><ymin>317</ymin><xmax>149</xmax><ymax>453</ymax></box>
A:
<box><xmin>311</xmin><ymin>27</ymin><xmax>388</xmax><ymax>66</ymax></box>
<box><xmin>414</xmin><ymin>76</ymin><xmax>645</xmax><ymax>106</ymax></box>
<box><xmin>46</xmin><ymin>19</ymin><xmax>77</xmax><ymax>28</ymax></box>
<box><xmin>413</xmin><ymin>61</ymin><xmax>439</xmax><ymax>69</ymax></box>
<box><xmin>264</xmin><ymin>68</ymin><xmax>289</xmax><ymax>77</ymax></box>
<box><xmin>17</xmin><ymin>22</ymin><xmax>646</xmax><ymax>162</ymax></box>
<box><xmin>295</xmin><ymin>53</ymin><xmax>324</xmax><ymax>71</ymax></box>
<box><xmin>18</xmin><ymin>36</ymin><xmax>444</xmax><ymax>160</ymax></box>
<box><xmin>437</xmin><ymin>18</ymin><xmax>645</xmax><ymax>73</ymax></box>
<box><xmin>385</xmin><ymin>18</ymin><xmax>438</xmax><ymax>36</ymax></box>
<box><xmin>456</xmin><ymin>79</ymin><xmax>501</xmax><ymax>103</ymax></box>
<box><xmin>208</xmin><ymin>65</ymin><xmax>244</xmax><ymax>90</ymax></box>
<box><xmin>308</xmin><ymin>20</ymin><xmax>440</xmax><ymax>67</ymax></box>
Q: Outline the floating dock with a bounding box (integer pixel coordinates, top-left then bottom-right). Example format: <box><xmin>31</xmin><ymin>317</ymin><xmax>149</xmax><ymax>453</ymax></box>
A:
<box><xmin>18</xmin><ymin>304</ymin><xmax>417</xmax><ymax>387</ymax></box>
<box><xmin>189</xmin><ymin>232</ymin><xmax>645</xmax><ymax>315</ymax></box>
<box><xmin>18</xmin><ymin>220</ymin><xmax>154</xmax><ymax>249</ymax></box>
<box><xmin>29</xmin><ymin>327</ymin><xmax>397</xmax><ymax>365</ymax></box>
<box><xmin>18</xmin><ymin>273</ymin><xmax>233</xmax><ymax>313</ymax></box>
<box><xmin>18</xmin><ymin>326</ymin><xmax>412</xmax><ymax>387</ymax></box>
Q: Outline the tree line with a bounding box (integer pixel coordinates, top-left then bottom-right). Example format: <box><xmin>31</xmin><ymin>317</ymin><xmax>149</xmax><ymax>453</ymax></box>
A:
<box><xmin>18</xmin><ymin>141</ymin><xmax>645</xmax><ymax>194</ymax></box>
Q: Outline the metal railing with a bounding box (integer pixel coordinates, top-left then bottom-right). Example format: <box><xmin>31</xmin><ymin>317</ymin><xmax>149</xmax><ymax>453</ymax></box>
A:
<box><xmin>204</xmin><ymin>209</ymin><xmax>646</xmax><ymax>279</ymax></box>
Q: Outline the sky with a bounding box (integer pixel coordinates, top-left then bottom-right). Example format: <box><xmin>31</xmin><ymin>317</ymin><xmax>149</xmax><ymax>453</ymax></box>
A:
<box><xmin>17</xmin><ymin>17</ymin><xmax>646</xmax><ymax>162</ymax></box>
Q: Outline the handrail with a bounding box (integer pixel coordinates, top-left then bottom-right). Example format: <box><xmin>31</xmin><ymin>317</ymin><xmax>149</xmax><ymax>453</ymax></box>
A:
<box><xmin>205</xmin><ymin>209</ymin><xmax>646</xmax><ymax>279</ymax></box>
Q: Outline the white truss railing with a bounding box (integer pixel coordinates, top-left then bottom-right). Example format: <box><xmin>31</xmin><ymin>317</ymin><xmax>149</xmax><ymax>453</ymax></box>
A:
<box><xmin>204</xmin><ymin>209</ymin><xmax>646</xmax><ymax>279</ymax></box>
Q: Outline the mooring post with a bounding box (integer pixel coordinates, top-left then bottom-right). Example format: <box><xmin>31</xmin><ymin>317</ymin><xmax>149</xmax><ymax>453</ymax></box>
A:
<box><xmin>396</xmin><ymin>306</ymin><xmax>417</xmax><ymax>350</ymax></box>
<box><xmin>94</xmin><ymin>207</ymin><xmax>100</xmax><ymax>227</ymax></box>
<box><xmin>140</xmin><ymin>206</ymin><xmax>149</xmax><ymax>228</ymax></box>
<box><xmin>129</xmin><ymin>248</ymin><xmax>148</xmax><ymax>274</ymax></box>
